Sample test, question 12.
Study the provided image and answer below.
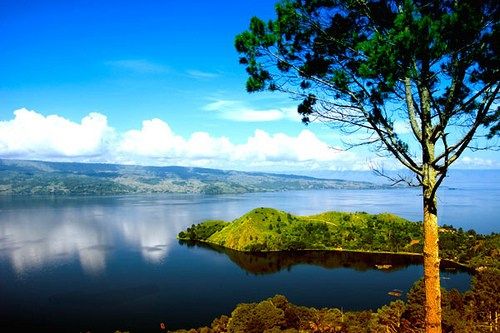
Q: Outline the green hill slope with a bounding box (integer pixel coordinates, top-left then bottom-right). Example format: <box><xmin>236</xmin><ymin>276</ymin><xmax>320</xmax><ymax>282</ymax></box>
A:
<box><xmin>178</xmin><ymin>207</ymin><xmax>423</xmax><ymax>253</ymax></box>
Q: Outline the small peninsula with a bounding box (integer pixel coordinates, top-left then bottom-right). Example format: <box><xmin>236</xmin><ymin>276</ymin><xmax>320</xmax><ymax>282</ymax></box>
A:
<box><xmin>178</xmin><ymin>207</ymin><xmax>499</xmax><ymax>270</ymax></box>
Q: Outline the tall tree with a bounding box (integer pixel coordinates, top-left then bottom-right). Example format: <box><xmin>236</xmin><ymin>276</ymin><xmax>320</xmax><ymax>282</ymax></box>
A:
<box><xmin>235</xmin><ymin>1</ymin><xmax>499</xmax><ymax>332</ymax></box>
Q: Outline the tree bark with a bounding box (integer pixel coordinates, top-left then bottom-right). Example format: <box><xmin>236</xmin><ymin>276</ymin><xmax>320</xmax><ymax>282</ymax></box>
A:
<box><xmin>422</xmin><ymin>164</ymin><xmax>442</xmax><ymax>333</ymax></box>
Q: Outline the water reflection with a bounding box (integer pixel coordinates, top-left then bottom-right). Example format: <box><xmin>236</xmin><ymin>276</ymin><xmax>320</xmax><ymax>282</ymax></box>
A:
<box><xmin>180</xmin><ymin>241</ymin><xmax>470</xmax><ymax>275</ymax></box>
<box><xmin>0</xmin><ymin>207</ymin><xmax>112</xmax><ymax>274</ymax></box>
<box><xmin>115</xmin><ymin>209</ymin><xmax>174</xmax><ymax>263</ymax></box>
<box><xmin>0</xmin><ymin>197</ymin><xmax>180</xmax><ymax>275</ymax></box>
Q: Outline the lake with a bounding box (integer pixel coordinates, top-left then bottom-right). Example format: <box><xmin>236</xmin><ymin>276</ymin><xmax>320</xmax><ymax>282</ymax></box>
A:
<box><xmin>0</xmin><ymin>170</ymin><xmax>498</xmax><ymax>332</ymax></box>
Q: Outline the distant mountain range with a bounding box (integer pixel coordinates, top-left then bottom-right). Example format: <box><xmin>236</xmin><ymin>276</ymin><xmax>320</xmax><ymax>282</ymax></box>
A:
<box><xmin>0</xmin><ymin>159</ymin><xmax>381</xmax><ymax>195</ymax></box>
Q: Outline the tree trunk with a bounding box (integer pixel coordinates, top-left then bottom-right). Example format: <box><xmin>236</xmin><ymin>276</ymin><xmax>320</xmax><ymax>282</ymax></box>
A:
<box><xmin>422</xmin><ymin>164</ymin><xmax>442</xmax><ymax>333</ymax></box>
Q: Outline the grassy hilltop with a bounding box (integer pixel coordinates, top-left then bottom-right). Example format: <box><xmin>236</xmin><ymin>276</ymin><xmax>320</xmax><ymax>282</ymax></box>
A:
<box><xmin>179</xmin><ymin>207</ymin><xmax>423</xmax><ymax>253</ymax></box>
<box><xmin>178</xmin><ymin>207</ymin><xmax>499</xmax><ymax>269</ymax></box>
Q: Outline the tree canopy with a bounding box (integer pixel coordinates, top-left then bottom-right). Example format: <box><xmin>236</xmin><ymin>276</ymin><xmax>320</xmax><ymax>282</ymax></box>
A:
<box><xmin>235</xmin><ymin>1</ymin><xmax>499</xmax><ymax>332</ymax></box>
<box><xmin>236</xmin><ymin>0</ymin><xmax>499</xmax><ymax>181</ymax></box>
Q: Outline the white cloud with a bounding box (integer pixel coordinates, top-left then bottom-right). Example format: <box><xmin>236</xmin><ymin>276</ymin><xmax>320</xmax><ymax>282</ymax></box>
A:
<box><xmin>186</xmin><ymin>69</ymin><xmax>220</xmax><ymax>79</ymax></box>
<box><xmin>455</xmin><ymin>156</ymin><xmax>499</xmax><ymax>168</ymax></box>
<box><xmin>203</xmin><ymin>99</ymin><xmax>238</xmax><ymax>111</ymax></box>
<box><xmin>203</xmin><ymin>99</ymin><xmax>301</xmax><ymax>122</ymax></box>
<box><xmin>5</xmin><ymin>108</ymin><xmax>466</xmax><ymax>171</ymax></box>
<box><xmin>234</xmin><ymin>129</ymin><xmax>348</xmax><ymax>163</ymax></box>
<box><xmin>119</xmin><ymin>118</ymin><xmax>184</xmax><ymax>157</ymax></box>
<box><xmin>114</xmin><ymin>115</ymin><xmax>352</xmax><ymax>167</ymax></box>
<box><xmin>117</xmin><ymin>119</ymin><xmax>234</xmax><ymax>160</ymax></box>
<box><xmin>185</xmin><ymin>132</ymin><xmax>234</xmax><ymax>159</ymax></box>
<box><xmin>107</xmin><ymin>59</ymin><xmax>169</xmax><ymax>74</ymax></box>
<box><xmin>393</xmin><ymin>120</ymin><xmax>412</xmax><ymax>135</ymax></box>
<box><xmin>0</xmin><ymin>108</ymin><xmax>114</xmax><ymax>159</ymax></box>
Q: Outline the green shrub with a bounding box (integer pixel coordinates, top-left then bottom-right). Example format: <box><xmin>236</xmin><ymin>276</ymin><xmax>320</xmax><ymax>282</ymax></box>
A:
<box><xmin>227</xmin><ymin>300</ymin><xmax>285</xmax><ymax>333</ymax></box>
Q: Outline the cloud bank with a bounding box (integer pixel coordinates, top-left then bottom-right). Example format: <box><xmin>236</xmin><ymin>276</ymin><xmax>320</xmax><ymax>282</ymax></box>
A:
<box><xmin>114</xmin><ymin>113</ymin><xmax>357</xmax><ymax>169</ymax></box>
<box><xmin>0</xmin><ymin>108</ymin><xmax>114</xmax><ymax>159</ymax></box>
<box><xmin>0</xmin><ymin>108</ymin><xmax>361</xmax><ymax>170</ymax></box>
<box><xmin>1</xmin><ymin>108</ymin><xmax>495</xmax><ymax>170</ymax></box>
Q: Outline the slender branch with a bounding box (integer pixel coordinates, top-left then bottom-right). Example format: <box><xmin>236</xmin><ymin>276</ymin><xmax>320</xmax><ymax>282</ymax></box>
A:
<box><xmin>442</xmin><ymin>84</ymin><xmax>499</xmax><ymax>167</ymax></box>
<box><xmin>405</xmin><ymin>77</ymin><xmax>422</xmax><ymax>141</ymax></box>
<box><xmin>433</xmin><ymin>84</ymin><xmax>499</xmax><ymax>165</ymax></box>
<box><xmin>364</xmin><ymin>111</ymin><xmax>423</xmax><ymax>175</ymax></box>
<box><xmin>372</xmin><ymin>167</ymin><xmax>420</xmax><ymax>187</ymax></box>
<box><xmin>451</xmin><ymin>84</ymin><xmax>493</xmax><ymax>116</ymax></box>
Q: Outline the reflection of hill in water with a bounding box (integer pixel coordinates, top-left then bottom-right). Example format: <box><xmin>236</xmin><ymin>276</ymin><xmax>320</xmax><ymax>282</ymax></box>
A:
<box><xmin>225</xmin><ymin>249</ymin><xmax>421</xmax><ymax>274</ymax></box>
<box><xmin>180</xmin><ymin>241</ymin><xmax>468</xmax><ymax>275</ymax></box>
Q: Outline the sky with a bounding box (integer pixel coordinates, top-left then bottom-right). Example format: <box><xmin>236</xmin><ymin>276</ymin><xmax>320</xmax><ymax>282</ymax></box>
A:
<box><xmin>0</xmin><ymin>0</ymin><xmax>498</xmax><ymax>172</ymax></box>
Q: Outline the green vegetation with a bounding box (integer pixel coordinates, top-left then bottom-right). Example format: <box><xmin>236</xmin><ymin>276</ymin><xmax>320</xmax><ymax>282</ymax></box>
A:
<box><xmin>178</xmin><ymin>208</ymin><xmax>499</xmax><ymax>270</ymax></box>
<box><xmin>179</xmin><ymin>208</ymin><xmax>421</xmax><ymax>252</ymax></box>
<box><xmin>213</xmin><ymin>208</ymin><xmax>422</xmax><ymax>253</ymax></box>
<box><xmin>171</xmin><ymin>270</ymin><xmax>499</xmax><ymax>332</ymax></box>
<box><xmin>439</xmin><ymin>225</ymin><xmax>500</xmax><ymax>270</ymax></box>
<box><xmin>178</xmin><ymin>220</ymin><xmax>229</xmax><ymax>241</ymax></box>
<box><xmin>0</xmin><ymin>159</ymin><xmax>379</xmax><ymax>195</ymax></box>
<box><xmin>179</xmin><ymin>207</ymin><xmax>422</xmax><ymax>253</ymax></box>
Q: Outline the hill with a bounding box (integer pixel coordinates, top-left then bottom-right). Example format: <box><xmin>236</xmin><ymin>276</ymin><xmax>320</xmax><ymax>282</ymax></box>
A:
<box><xmin>0</xmin><ymin>159</ymin><xmax>379</xmax><ymax>195</ymax></box>
<box><xmin>178</xmin><ymin>207</ymin><xmax>423</xmax><ymax>252</ymax></box>
<box><xmin>178</xmin><ymin>208</ymin><xmax>500</xmax><ymax>269</ymax></box>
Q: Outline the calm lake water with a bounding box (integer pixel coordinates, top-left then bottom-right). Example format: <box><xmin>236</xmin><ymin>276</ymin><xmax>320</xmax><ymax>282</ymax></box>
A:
<box><xmin>0</xmin><ymin>170</ymin><xmax>498</xmax><ymax>332</ymax></box>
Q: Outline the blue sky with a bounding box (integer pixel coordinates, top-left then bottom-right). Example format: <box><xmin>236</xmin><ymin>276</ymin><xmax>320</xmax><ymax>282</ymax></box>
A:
<box><xmin>0</xmin><ymin>0</ymin><xmax>498</xmax><ymax>171</ymax></box>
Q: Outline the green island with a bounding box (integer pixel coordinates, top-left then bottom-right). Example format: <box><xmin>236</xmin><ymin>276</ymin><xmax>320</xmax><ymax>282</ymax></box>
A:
<box><xmin>172</xmin><ymin>208</ymin><xmax>499</xmax><ymax>332</ymax></box>
<box><xmin>178</xmin><ymin>207</ymin><xmax>499</xmax><ymax>270</ymax></box>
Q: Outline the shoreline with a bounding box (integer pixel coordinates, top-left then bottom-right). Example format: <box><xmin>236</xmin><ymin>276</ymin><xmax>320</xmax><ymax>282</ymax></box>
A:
<box><xmin>177</xmin><ymin>237</ymin><xmax>474</xmax><ymax>272</ymax></box>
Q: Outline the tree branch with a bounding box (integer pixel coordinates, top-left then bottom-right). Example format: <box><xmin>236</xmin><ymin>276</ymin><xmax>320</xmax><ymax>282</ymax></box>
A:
<box><xmin>405</xmin><ymin>77</ymin><xmax>423</xmax><ymax>141</ymax></box>
<box><xmin>437</xmin><ymin>84</ymin><xmax>499</xmax><ymax>167</ymax></box>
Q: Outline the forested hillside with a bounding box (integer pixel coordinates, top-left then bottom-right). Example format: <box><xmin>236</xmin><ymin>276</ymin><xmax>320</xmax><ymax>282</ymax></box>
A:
<box><xmin>0</xmin><ymin>159</ymin><xmax>379</xmax><ymax>195</ymax></box>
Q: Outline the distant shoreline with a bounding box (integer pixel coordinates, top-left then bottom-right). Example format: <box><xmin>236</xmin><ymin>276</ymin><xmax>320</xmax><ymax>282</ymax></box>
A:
<box><xmin>0</xmin><ymin>158</ymin><xmax>387</xmax><ymax>196</ymax></box>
